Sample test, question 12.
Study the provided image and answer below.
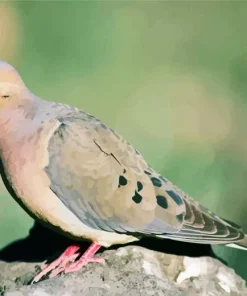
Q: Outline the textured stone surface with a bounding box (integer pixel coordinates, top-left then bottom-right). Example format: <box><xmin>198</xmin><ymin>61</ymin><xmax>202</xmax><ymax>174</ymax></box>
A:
<box><xmin>0</xmin><ymin>246</ymin><xmax>246</xmax><ymax>296</ymax></box>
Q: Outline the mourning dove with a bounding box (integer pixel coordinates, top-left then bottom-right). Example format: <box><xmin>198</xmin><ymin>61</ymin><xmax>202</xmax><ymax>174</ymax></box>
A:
<box><xmin>0</xmin><ymin>61</ymin><xmax>246</xmax><ymax>283</ymax></box>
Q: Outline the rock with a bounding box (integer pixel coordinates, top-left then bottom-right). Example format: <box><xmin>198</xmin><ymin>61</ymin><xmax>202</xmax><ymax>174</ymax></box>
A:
<box><xmin>0</xmin><ymin>246</ymin><xmax>246</xmax><ymax>296</ymax></box>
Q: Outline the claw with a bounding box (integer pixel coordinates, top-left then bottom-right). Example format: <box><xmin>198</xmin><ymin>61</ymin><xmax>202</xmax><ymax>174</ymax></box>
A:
<box><xmin>31</xmin><ymin>243</ymin><xmax>103</xmax><ymax>283</ymax></box>
<box><xmin>31</xmin><ymin>244</ymin><xmax>80</xmax><ymax>283</ymax></box>
<box><xmin>64</xmin><ymin>256</ymin><xmax>105</xmax><ymax>273</ymax></box>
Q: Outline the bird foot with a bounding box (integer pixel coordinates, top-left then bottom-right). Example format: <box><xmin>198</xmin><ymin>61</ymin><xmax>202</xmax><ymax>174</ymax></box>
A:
<box><xmin>40</xmin><ymin>262</ymin><xmax>48</xmax><ymax>270</ymax></box>
<box><xmin>31</xmin><ymin>242</ymin><xmax>102</xmax><ymax>283</ymax></box>
<box><xmin>50</xmin><ymin>255</ymin><xmax>105</xmax><ymax>277</ymax></box>
<box><xmin>31</xmin><ymin>244</ymin><xmax>80</xmax><ymax>284</ymax></box>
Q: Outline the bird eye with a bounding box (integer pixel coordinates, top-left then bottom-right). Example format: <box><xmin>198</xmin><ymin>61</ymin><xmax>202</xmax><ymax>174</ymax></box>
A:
<box><xmin>2</xmin><ymin>95</ymin><xmax>9</xmax><ymax>99</ymax></box>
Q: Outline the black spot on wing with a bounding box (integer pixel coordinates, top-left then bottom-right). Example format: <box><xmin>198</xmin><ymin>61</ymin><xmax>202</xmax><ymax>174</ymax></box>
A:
<box><xmin>118</xmin><ymin>175</ymin><xmax>127</xmax><ymax>187</ymax></box>
<box><xmin>166</xmin><ymin>190</ymin><xmax>183</xmax><ymax>206</ymax></box>
<box><xmin>144</xmin><ymin>170</ymin><xmax>152</xmax><ymax>175</ymax></box>
<box><xmin>151</xmin><ymin>177</ymin><xmax>162</xmax><ymax>187</ymax></box>
<box><xmin>156</xmin><ymin>195</ymin><xmax>168</xmax><ymax>209</ymax></box>
<box><xmin>176</xmin><ymin>213</ymin><xmax>184</xmax><ymax>222</ymax></box>
<box><xmin>137</xmin><ymin>181</ymin><xmax>143</xmax><ymax>192</ymax></box>
<box><xmin>132</xmin><ymin>191</ymin><xmax>142</xmax><ymax>204</ymax></box>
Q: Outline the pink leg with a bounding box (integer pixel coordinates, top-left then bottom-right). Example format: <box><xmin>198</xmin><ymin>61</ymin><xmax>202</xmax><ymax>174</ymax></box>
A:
<box><xmin>31</xmin><ymin>244</ymin><xmax>80</xmax><ymax>283</ymax></box>
<box><xmin>40</xmin><ymin>262</ymin><xmax>48</xmax><ymax>270</ymax></box>
<box><xmin>64</xmin><ymin>242</ymin><xmax>104</xmax><ymax>274</ymax></box>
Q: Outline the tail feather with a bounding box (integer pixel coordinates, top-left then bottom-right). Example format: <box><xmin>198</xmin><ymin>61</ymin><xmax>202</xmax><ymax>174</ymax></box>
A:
<box><xmin>160</xmin><ymin>185</ymin><xmax>247</xmax><ymax>249</ymax></box>
<box><xmin>150</xmin><ymin>177</ymin><xmax>247</xmax><ymax>251</ymax></box>
<box><xmin>227</xmin><ymin>236</ymin><xmax>247</xmax><ymax>251</ymax></box>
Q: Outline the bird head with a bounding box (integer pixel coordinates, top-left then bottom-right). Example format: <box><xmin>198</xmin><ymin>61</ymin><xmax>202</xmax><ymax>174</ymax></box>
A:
<box><xmin>0</xmin><ymin>61</ymin><xmax>27</xmax><ymax>109</ymax></box>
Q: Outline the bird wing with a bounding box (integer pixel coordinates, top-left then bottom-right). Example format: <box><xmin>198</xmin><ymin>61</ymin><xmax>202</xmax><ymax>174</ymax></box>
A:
<box><xmin>44</xmin><ymin>111</ymin><xmax>185</xmax><ymax>235</ymax></box>
<box><xmin>44</xmin><ymin>110</ymin><xmax>245</xmax><ymax>243</ymax></box>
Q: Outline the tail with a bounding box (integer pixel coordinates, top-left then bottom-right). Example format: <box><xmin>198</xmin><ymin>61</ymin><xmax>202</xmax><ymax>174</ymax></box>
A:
<box><xmin>226</xmin><ymin>235</ymin><xmax>247</xmax><ymax>251</ymax></box>
<box><xmin>142</xmin><ymin>171</ymin><xmax>247</xmax><ymax>251</ymax></box>
<box><xmin>155</xmin><ymin>195</ymin><xmax>247</xmax><ymax>251</ymax></box>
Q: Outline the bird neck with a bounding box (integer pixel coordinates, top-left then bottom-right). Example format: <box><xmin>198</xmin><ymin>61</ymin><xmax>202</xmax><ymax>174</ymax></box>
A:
<box><xmin>0</xmin><ymin>99</ymin><xmax>41</xmax><ymax>151</ymax></box>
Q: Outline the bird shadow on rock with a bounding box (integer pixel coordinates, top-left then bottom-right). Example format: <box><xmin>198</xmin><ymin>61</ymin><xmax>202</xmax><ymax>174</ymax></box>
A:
<box><xmin>0</xmin><ymin>221</ymin><xmax>227</xmax><ymax>266</ymax></box>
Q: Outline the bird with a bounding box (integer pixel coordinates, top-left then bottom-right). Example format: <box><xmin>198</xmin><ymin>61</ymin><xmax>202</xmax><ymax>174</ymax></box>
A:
<box><xmin>0</xmin><ymin>61</ymin><xmax>246</xmax><ymax>284</ymax></box>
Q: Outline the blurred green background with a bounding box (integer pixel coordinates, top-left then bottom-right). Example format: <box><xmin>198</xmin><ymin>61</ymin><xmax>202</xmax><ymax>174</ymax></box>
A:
<box><xmin>0</xmin><ymin>0</ymin><xmax>247</xmax><ymax>281</ymax></box>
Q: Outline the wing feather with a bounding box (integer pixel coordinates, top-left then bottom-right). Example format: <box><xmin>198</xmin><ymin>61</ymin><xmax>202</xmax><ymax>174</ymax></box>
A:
<box><xmin>45</xmin><ymin>111</ymin><xmax>185</xmax><ymax>236</ymax></box>
<box><xmin>44</xmin><ymin>109</ymin><xmax>244</xmax><ymax>245</ymax></box>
